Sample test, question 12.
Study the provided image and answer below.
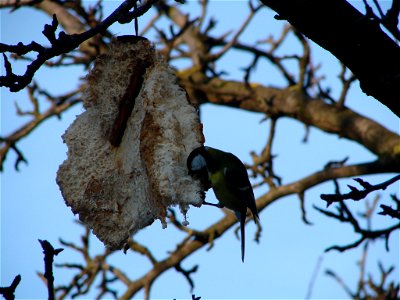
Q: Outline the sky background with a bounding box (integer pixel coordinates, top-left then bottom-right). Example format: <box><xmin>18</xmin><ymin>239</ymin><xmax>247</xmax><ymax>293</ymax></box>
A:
<box><xmin>1</xmin><ymin>1</ymin><xmax>399</xmax><ymax>299</ymax></box>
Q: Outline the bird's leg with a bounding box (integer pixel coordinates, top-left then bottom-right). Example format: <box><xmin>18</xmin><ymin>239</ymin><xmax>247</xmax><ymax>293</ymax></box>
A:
<box><xmin>202</xmin><ymin>199</ymin><xmax>224</xmax><ymax>208</ymax></box>
<box><xmin>196</xmin><ymin>191</ymin><xmax>223</xmax><ymax>208</ymax></box>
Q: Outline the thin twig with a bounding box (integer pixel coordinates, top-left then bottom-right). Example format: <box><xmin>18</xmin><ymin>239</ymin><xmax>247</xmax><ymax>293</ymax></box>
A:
<box><xmin>207</xmin><ymin>2</ymin><xmax>262</xmax><ymax>61</ymax></box>
<box><xmin>38</xmin><ymin>240</ymin><xmax>64</xmax><ymax>300</ymax></box>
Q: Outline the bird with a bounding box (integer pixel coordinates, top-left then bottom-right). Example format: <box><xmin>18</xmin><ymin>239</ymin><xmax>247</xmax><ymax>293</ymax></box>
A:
<box><xmin>187</xmin><ymin>146</ymin><xmax>260</xmax><ymax>262</ymax></box>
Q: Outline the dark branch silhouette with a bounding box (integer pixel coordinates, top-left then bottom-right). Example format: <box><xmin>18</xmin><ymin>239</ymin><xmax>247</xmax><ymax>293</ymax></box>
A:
<box><xmin>314</xmin><ymin>200</ymin><xmax>400</xmax><ymax>252</ymax></box>
<box><xmin>0</xmin><ymin>275</ymin><xmax>21</xmax><ymax>300</ymax></box>
<box><xmin>261</xmin><ymin>0</ymin><xmax>400</xmax><ymax>117</ymax></box>
<box><xmin>378</xmin><ymin>194</ymin><xmax>400</xmax><ymax>219</ymax></box>
<box><xmin>320</xmin><ymin>174</ymin><xmax>400</xmax><ymax>205</ymax></box>
<box><xmin>326</xmin><ymin>212</ymin><xmax>399</xmax><ymax>300</ymax></box>
<box><xmin>175</xmin><ymin>263</ymin><xmax>199</xmax><ymax>292</ymax></box>
<box><xmin>0</xmin><ymin>0</ymin><xmax>158</xmax><ymax>92</ymax></box>
<box><xmin>38</xmin><ymin>240</ymin><xmax>64</xmax><ymax>300</ymax></box>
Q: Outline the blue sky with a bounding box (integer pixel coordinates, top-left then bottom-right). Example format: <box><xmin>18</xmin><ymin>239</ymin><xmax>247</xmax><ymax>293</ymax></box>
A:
<box><xmin>1</xmin><ymin>1</ymin><xmax>399</xmax><ymax>299</ymax></box>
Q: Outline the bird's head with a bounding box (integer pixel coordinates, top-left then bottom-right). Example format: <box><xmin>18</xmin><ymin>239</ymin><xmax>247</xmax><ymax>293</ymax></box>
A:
<box><xmin>187</xmin><ymin>146</ymin><xmax>208</xmax><ymax>175</ymax></box>
<box><xmin>187</xmin><ymin>146</ymin><xmax>214</xmax><ymax>190</ymax></box>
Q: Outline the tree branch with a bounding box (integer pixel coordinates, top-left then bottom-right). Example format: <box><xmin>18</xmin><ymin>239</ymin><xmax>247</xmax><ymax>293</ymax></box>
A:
<box><xmin>178</xmin><ymin>71</ymin><xmax>400</xmax><ymax>160</ymax></box>
<box><xmin>0</xmin><ymin>275</ymin><xmax>21</xmax><ymax>300</ymax></box>
<box><xmin>320</xmin><ymin>174</ymin><xmax>400</xmax><ymax>205</ymax></box>
<box><xmin>378</xmin><ymin>194</ymin><xmax>400</xmax><ymax>219</ymax></box>
<box><xmin>0</xmin><ymin>86</ymin><xmax>82</xmax><ymax>171</ymax></box>
<box><xmin>260</xmin><ymin>0</ymin><xmax>400</xmax><ymax>117</ymax></box>
<box><xmin>0</xmin><ymin>0</ymin><xmax>158</xmax><ymax>92</ymax></box>
<box><xmin>118</xmin><ymin>159</ymin><xmax>398</xmax><ymax>298</ymax></box>
<box><xmin>38</xmin><ymin>240</ymin><xmax>64</xmax><ymax>300</ymax></box>
<box><xmin>314</xmin><ymin>201</ymin><xmax>400</xmax><ymax>252</ymax></box>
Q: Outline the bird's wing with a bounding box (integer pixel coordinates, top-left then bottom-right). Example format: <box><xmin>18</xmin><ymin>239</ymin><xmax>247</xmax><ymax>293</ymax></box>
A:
<box><xmin>224</xmin><ymin>154</ymin><xmax>259</xmax><ymax>222</ymax></box>
<box><xmin>223</xmin><ymin>155</ymin><xmax>250</xmax><ymax>190</ymax></box>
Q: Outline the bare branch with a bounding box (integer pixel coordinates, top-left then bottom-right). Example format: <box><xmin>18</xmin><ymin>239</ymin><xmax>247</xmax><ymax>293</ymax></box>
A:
<box><xmin>249</xmin><ymin>117</ymin><xmax>281</xmax><ymax>188</ymax></box>
<box><xmin>175</xmin><ymin>263</ymin><xmax>199</xmax><ymax>292</ymax></box>
<box><xmin>326</xmin><ymin>239</ymin><xmax>399</xmax><ymax>299</ymax></box>
<box><xmin>261</xmin><ymin>0</ymin><xmax>400</xmax><ymax>117</ymax></box>
<box><xmin>299</xmin><ymin>191</ymin><xmax>312</xmax><ymax>225</ymax></box>
<box><xmin>0</xmin><ymin>275</ymin><xmax>21</xmax><ymax>300</ymax></box>
<box><xmin>336</xmin><ymin>64</ymin><xmax>356</xmax><ymax>108</ymax></box>
<box><xmin>320</xmin><ymin>174</ymin><xmax>400</xmax><ymax>204</ymax></box>
<box><xmin>124</xmin><ymin>239</ymin><xmax>158</xmax><ymax>266</ymax></box>
<box><xmin>207</xmin><ymin>2</ymin><xmax>263</xmax><ymax>61</ymax></box>
<box><xmin>0</xmin><ymin>0</ymin><xmax>158</xmax><ymax>92</ymax></box>
<box><xmin>379</xmin><ymin>204</ymin><xmax>400</xmax><ymax>219</ymax></box>
<box><xmin>38</xmin><ymin>240</ymin><xmax>64</xmax><ymax>300</ymax></box>
<box><xmin>179</xmin><ymin>71</ymin><xmax>400</xmax><ymax>161</ymax></box>
<box><xmin>0</xmin><ymin>85</ymin><xmax>82</xmax><ymax>171</ymax></box>
<box><xmin>314</xmin><ymin>201</ymin><xmax>400</xmax><ymax>252</ymax></box>
<box><xmin>305</xmin><ymin>255</ymin><xmax>324</xmax><ymax>299</ymax></box>
<box><xmin>325</xmin><ymin>269</ymin><xmax>357</xmax><ymax>298</ymax></box>
<box><xmin>378</xmin><ymin>194</ymin><xmax>400</xmax><ymax>219</ymax></box>
<box><xmin>362</xmin><ymin>0</ymin><xmax>400</xmax><ymax>41</ymax></box>
<box><xmin>119</xmin><ymin>160</ymin><xmax>398</xmax><ymax>298</ymax></box>
<box><xmin>55</xmin><ymin>226</ymin><xmax>111</xmax><ymax>299</ymax></box>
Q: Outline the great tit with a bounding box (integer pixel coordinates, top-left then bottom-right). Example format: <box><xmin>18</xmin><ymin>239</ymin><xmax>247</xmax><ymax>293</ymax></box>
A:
<box><xmin>187</xmin><ymin>146</ymin><xmax>260</xmax><ymax>262</ymax></box>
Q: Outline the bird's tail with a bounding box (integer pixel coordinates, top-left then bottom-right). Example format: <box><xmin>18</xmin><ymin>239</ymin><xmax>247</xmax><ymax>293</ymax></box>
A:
<box><xmin>240</xmin><ymin>212</ymin><xmax>246</xmax><ymax>263</ymax></box>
